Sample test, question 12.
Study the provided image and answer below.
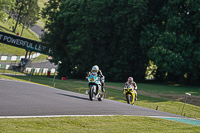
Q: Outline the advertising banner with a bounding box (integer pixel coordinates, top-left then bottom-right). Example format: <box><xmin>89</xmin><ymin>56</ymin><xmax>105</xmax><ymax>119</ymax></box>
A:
<box><xmin>0</xmin><ymin>31</ymin><xmax>51</xmax><ymax>54</ymax></box>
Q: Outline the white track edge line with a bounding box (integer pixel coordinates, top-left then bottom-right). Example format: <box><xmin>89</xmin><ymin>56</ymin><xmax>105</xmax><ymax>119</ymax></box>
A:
<box><xmin>0</xmin><ymin>115</ymin><xmax>196</xmax><ymax>120</ymax></box>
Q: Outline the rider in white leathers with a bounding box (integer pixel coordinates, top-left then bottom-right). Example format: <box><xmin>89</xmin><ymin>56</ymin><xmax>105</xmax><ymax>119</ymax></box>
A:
<box><xmin>124</xmin><ymin>77</ymin><xmax>137</xmax><ymax>101</ymax></box>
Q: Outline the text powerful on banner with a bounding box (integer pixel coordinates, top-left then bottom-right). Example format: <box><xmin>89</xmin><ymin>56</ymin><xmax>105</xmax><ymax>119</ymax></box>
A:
<box><xmin>0</xmin><ymin>31</ymin><xmax>51</xmax><ymax>54</ymax></box>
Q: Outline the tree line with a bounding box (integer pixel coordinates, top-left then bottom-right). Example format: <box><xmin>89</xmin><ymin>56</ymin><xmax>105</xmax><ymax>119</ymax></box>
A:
<box><xmin>1</xmin><ymin>0</ymin><xmax>200</xmax><ymax>84</ymax></box>
<box><xmin>0</xmin><ymin>0</ymin><xmax>40</xmax><ymax>36</ymax></box>
<box><xmin>41</xmin><ymin>0</ymin><xmax>200</xmax><ymax>84</ymax></box>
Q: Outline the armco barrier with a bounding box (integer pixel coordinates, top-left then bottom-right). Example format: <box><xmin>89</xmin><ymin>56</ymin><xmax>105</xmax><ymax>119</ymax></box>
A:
<box><xmin>11</xmin><ymin>56</ymin><xmax>17</xmax><ymax>61</ymax></box>
<box><xmin>0</xmin><ymin>53</ymin><xmax>41</xmax><ymax>61</ymax></box>
<box><xmin>24</xmin><ymin>67</ymin><xmax>55</xmax><ymax>74</ymax></box>
<box><xmin>0</xmin><ymin>63</ymin><xmax>56</xmax><ymax>74</ymax></box>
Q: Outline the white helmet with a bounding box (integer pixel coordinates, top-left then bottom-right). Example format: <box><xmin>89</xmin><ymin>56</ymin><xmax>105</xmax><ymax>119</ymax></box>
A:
<box><xmin>128</xmin><ymin>77</ymin><xmax>133</xmax><ymax>83</ymax></box>
<box><xmin>92</xmin><ymin>65</ymin><xmax>99</xmax><ymax>73</ymax></box>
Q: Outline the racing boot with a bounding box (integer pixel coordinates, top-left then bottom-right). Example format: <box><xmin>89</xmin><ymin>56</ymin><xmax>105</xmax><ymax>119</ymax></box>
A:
<box><xmin>135</xmin><ymin>96</ymin><xmax>137</xmax><ymax>101</ymax></box>
<box><xmin>101</xmin><ymin>82</ymin><xmax>105</xmax><ymax>92</ymax></box>
<box><xmin>135</xmin><ymin>92</ymin><xmax>137</xmax><ymax>101</ymax></box>
<box><xmin>102</xmin><ymin>87</ymin><xmax>105</xmax><ymax>92</ymax></box>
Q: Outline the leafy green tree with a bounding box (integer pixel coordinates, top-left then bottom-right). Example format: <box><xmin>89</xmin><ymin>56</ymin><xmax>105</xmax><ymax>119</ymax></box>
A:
<box><xmin>41</xmin><ymin>0</ymin><xmax>151</xmax><ymax>81</ymax></box>
<box><xmin>10</xmin><ymin>0</ymin><xmax>40</xmax><ymax>33</ymax></box>
<box><xmin>20</xmin><ymin>0</ymin><xmax>40</xmax><ymax>36</ymax></box>
<box><xmin>42</xmin><ymin>0</ymin><xmax>200</xmax><ymax>84</ymax></box>
<box><xmin>0</xmin><ymin>0</ymin><xmax>15</xmax><ymax>20</ymax></box>
<box><xmin>140</xmin><ymin>0</ymin><xmax>200</xmax><ymax>84</ymax></box>
<box><xmin>41</xmin><ymin>0</ymin><xmax>61</xmax><ymax>30</ymax></box>
<box><xmin>0</xmin><ymin>0</ymin><xmax>14</xmax><ymax>10</ymax></box>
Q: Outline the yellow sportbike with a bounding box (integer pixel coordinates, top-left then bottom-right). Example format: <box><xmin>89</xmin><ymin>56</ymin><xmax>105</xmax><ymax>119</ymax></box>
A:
<box><xmin>123</xmin><ymin>85</ymin><xmax>136</xmax><ymax>105</ymax></box>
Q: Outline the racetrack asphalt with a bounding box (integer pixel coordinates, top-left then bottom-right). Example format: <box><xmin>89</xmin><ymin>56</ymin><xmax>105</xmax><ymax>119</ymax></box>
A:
<box><xmin>0</xmin><ymin>79</ymin><xmax>187</xmax><ymax>118</ymax></box>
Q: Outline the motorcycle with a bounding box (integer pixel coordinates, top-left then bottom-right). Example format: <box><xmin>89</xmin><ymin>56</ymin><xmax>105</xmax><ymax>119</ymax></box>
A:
<box><xmin>123</xmin><ymin>85</ymin><xmax>136</xmax><ymax>105</ymax></box>
<box><xmin>87</xmin><ymin>73</ymin><xmax>104</xmax><ymax>101</ymax></box>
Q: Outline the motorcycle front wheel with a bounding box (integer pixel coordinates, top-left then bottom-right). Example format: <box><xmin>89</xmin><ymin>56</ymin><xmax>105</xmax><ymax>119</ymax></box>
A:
<box><xmin>126</xmin><ymin>94</ymin><xmax>131</xmax><ymax>104</ymax></box>
<box><xmin>131</xmin><ymin>95</ymin><xmax>135</xmax><ymax>105</ymax></box>
<box><xmin>89</xmin><ymin>86</ymin><xmax>95</xmax><ymax>101</ymax></box>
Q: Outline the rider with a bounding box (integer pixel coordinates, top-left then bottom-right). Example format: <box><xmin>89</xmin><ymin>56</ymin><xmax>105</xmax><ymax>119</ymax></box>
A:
<box><xmin>124</xmin><ymin>77</ymin><xmax>137</xmax><ymax>101</ymax></box>
<box><xmin>90</xmin><ymin>65</ymin><xmax>105</xmax><ymax>92</ymax></box>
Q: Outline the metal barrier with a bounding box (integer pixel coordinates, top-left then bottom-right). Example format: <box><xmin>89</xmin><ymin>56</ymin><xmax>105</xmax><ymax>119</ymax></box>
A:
<box><xmin>0</xmin><ymin>58</ymin><xmax>56</xmax><ymax>76</ymax></box>
<box><xmin>0</xmin><ymin>53</ymin><xmax>41</xmax><ymax>61</ymax></box>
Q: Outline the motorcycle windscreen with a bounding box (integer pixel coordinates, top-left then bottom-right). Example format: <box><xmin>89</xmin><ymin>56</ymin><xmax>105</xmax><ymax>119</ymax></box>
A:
<box><xmin>89</xmin><ymin>73</ymin><xmax>98</xmax><ymax>82</ymax></box>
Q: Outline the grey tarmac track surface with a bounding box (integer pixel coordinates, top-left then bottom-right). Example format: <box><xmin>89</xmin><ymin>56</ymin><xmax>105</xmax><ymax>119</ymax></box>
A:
<box><xmin>0</xmin><ymin>79</ymin><xmax>186</xmax><ymax>118</ymax></box>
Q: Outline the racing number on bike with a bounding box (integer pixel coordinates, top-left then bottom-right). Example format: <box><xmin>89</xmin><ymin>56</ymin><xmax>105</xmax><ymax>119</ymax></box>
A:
<box><xmin>90</xmin><ymin>78</ymin><xmax>94</xmax><ymax>82</ymax></box>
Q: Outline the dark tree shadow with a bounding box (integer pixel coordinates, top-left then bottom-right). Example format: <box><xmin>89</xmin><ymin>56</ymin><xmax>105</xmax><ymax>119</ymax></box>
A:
<box><xmin>0</xmin><ymin>25</ymin><xmax>14</xmax><ymax>33</ymax></box>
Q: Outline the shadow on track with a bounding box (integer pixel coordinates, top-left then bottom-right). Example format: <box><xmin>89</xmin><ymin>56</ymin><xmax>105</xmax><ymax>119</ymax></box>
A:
<box><xmin>54</xmin><ymin>93</ymin><xmax>89</xmax><ymax>101</ymax></box>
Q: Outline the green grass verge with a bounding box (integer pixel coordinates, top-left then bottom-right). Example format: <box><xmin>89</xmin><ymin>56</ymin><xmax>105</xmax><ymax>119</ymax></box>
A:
<box><xmin>0</xmin><ymin>69</ymin><xmax>24</xmax><ymax>75</ymax></box>
<box><xmin>107</xmin><ymin>81</ymin><xmax>200</xmax><ymax>96</ymax></box>
<box><xmin>1</xmin><ymin>75</ymin><xmax>199</xmax><ymax>120</ymax></box>
<box><xmin>0</xmin><ymin>74</ymin><xmax>26</xmax><ymax>81</ymax></box>
<box><xmin>31</xmin><ymin>54</ymin><xmax>48</xmax><ymax>62</ymax></box>
<box><xmin>139</xmin><ymin>83</ymin><xmax>200</xmax><ymax>96</ymax></box>
<box><xmin>0</xmin><ymin>116</ymin><xmax>199</xmax><ymax>133</ymax></box>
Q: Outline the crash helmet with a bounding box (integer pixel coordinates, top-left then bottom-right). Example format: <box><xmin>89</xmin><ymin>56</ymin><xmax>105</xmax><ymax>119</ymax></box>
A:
<box><xmin>128</xmin><ymin>77</ymin><xmax>133</xmax><ymax>83</ymax></box>
<box><xmin>91</xmin><ymin>65</ymin><xmax>99</xmax><ymax>73</ymax></box>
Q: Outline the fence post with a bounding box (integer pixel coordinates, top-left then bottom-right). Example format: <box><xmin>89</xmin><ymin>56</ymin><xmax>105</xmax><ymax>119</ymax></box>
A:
<box><xmin>181</xmin><ymin>93</ymin><xmax>191</xmax><ymax>116</ymax></box>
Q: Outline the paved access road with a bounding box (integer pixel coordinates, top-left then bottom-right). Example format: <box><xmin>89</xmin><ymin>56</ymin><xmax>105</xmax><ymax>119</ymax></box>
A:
<box><xmin>30</xmin><ymin>24</ymin><xmax>45</xmax><ymax>37</ymax></box>
<box><xmin>0</xmin><ymin>79</ymin><xmax>186</xmax><ymax>118</ymax></box>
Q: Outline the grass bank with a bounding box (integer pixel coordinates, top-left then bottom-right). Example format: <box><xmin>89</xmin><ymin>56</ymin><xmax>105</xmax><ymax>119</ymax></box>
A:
<box><xmin>0</xmin><ymin>69</ymin><xmax>24</xmax><ymax>75</ymax></box>
<box><xmin>0</xmin><ymin>116</ymin><xmax>199</xmax><ymax>133</ymax></box>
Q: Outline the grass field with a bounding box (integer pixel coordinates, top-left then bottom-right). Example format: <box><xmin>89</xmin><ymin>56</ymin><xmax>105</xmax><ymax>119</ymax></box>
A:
<box><xmin>0</xmin><ymin>116</ymin><xmax>199</xmax><ymax>133</ymax></box>
<box><xmin>0</xmin><ymin>69</ymin><xmax>24</xmax><ymax>75</ymax></box>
